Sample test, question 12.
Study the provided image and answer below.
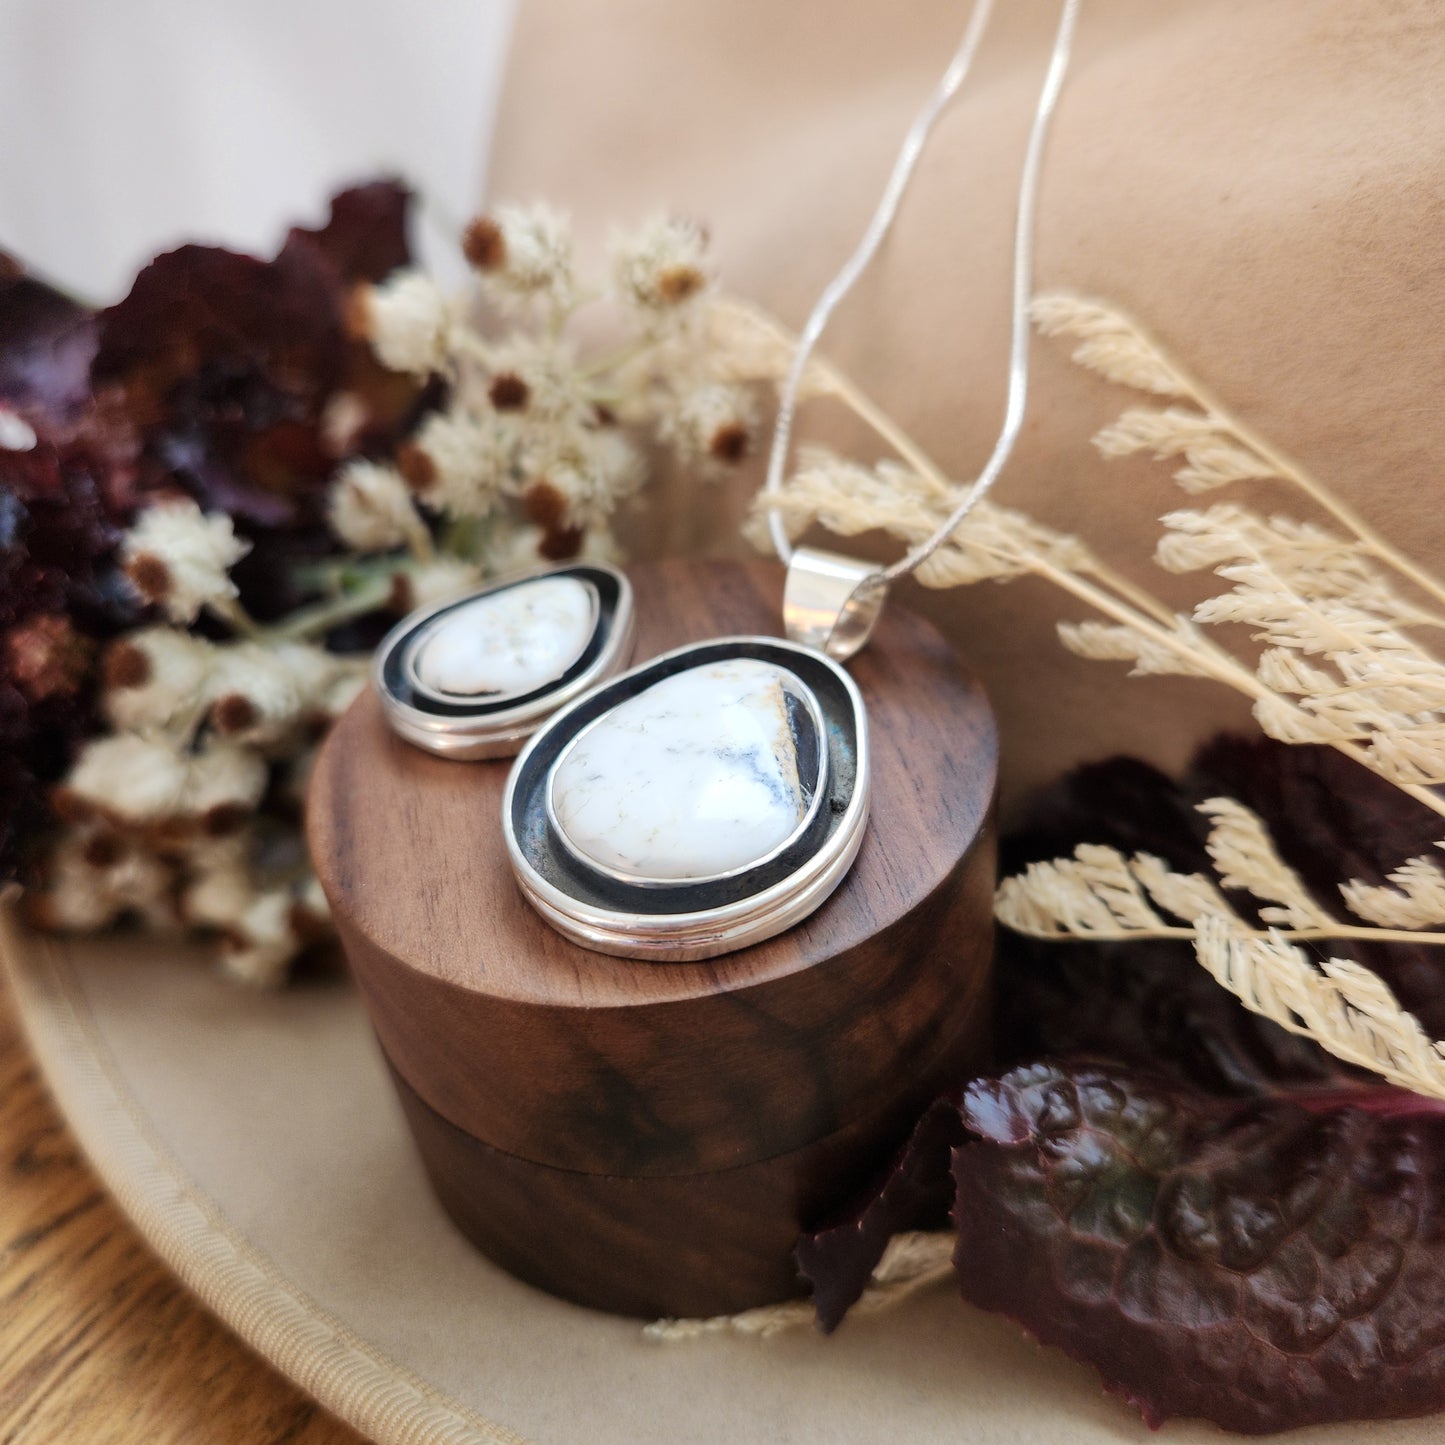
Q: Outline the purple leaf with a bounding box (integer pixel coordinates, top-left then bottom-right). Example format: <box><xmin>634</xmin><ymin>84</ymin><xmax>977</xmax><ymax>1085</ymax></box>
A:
<box><xmin>953</xmin><ymin>1060</ymin><xmax>1445</xmax><ymax>1434</ymax></box>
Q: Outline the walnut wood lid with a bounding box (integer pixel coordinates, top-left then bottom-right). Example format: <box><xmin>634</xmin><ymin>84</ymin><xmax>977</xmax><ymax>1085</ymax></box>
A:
<box><xmin>309</xmin><ymin>559</ymin><xmax>997</xmax><ymax>1177</ymax></box>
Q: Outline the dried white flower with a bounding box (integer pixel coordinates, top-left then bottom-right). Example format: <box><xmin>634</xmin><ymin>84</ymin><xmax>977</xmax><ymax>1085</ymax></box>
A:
<box><xmin>401</xmin><ymin>556</ymin><xmax>483</xmax><ymax>610</ymax></box>
<box><xmin>220</xmin><ymin>889</ymin><xmax>299</xmax><ymax>988</ymax></box>
<box><xmin>1198</xmin><ymin>797</ymin><xmax>1331</xmax><ymax>928</ymax></box>
<box><xmin>205</xmin><ymin>642</ymin><xmax>307</xmax><ymax>747</ymax></box>
<box><xmin>480</xmin><ymin>522</ymin><xmax>547</xmax><ymax>578</ymax></box>
<box><xmin>102</xmin><ymin>627</ymin><xmax>215</xmax><ymax>734</ymax></box>
<box><xmin>120</xmin><ymin>500</ymin><xmax>250</xmax><ymax>625</ymax></box>
<box><xmin>362</xmin><ymin>270</ymin><xmax>452</xmax><ymax>378</ymax></box>
<box><xmin>404</xmin><ymin>408</ymin><xmax>509</xmax><ymax>519</ymax></box>
<box><xmin>470</xmin><ymin>203</ymin><xmax>575</xmax><ymax>311</ymax></box>
<box><xmin>182</xmin><ymin>858</ymin><xmax>255</xmax><ymax>930</ymax></box>
<box><xmin>994</xmin><ymin>798</ymin><xmax>1445</xmax><ymax>1101</ymax></box>
<box><xmin>66</xmin><ymin>733</ymin><xmax>193</xmax><ymax>823</ymax></box>
<box><xmin>328</xmin><ymin>459</ymin><xmax>424</xmax><ymax>553</ymax></box>
<box><xmin>662</xmin><ymin>383</ymin><xmax>756</xmax><ymax>469</ymax></box>
<box><xmin>311</xmin><ymin>661</ymin><xmax>367</xmax><ymax>721</ymax></box>
<box><xmin>318</xmin><ymin>389</ymin><xmax>369</xmax><ymax>458</ymax></box>
<box><xmin>755</xmin><ymin>448</ymin><xmax>1095</xmax><ymax>590</ymax></box>
<box><xmin>486</xmin><ymin>336</ymin><xmax>588</xmax><ymax>424</ymax></box>
<box><xmin>611</xmin><ymin>214</ymin><xmax>710</xmax><ymax>313</ymax></box>
<box><xmin>539</xmin><ymin>431</ymin><xmax>645</xmax><ymax>531</ymax></box>
<box><xmin>28</xmin><ymin>827</ymin><xmax>179</xmax><ymax>933</ymax></box>
<box><xmin>179</xmin><ymin>737</ymin><xmax>268</xmax><ymax>827</ymax></box>
<box><xmin>1194</xmin><ymin>915</ymin><xmax>1445</xmax><ymax>1101</ymax></box>
<box><xmin>1093</xmin><ymin>407</ymin><xmax>1273</xmax><ymax>493</ymax></box>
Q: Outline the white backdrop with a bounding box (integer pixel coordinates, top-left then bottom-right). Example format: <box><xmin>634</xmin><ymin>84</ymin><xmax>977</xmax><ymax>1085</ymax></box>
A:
<box><xmin>0</xmin><ymin>0</ymin><xmax>516</xmax><ymax>299</ymax></box>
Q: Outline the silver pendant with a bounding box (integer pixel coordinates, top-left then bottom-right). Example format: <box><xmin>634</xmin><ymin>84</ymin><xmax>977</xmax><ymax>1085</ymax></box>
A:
<box><xmin>501</xmin><ymin>549</ymin><xmax>886</xmax><ymax>961</ymax></box>
<box><xmin>502</xmin><ymin>635</ymin><xmax>869</xmax><ymax>961</ymax></box>
<box><xmin>374</xmin><ymin>563</ymin><xmax>636</xmax><ymax>759</ymax></box>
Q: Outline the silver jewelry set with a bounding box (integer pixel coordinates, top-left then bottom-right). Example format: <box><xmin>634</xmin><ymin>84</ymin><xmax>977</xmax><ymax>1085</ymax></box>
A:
<box><xmin>374</xmin><ymin>0</ymin><xmax>1081</xmax><ymax>962</ymax></box>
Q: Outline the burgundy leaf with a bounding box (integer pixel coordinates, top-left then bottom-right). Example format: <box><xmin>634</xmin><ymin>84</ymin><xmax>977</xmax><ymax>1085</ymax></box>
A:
<box><xmin>797</xmin><ymin>1096</ymin><xmax>966</xmax><ymax>1332</ymax></box>
<box><xmin>801</xmin><ymin>736</ymin><xmax>1445</xmax><ymax>1434</ymax></box>
<box><xmin>953</xmin><ymin>1060</ymin><xmax>1445</xmax><ymax>1434</ymax></box>
<box><xmin>284</xmin><ymin>178</ymin><xmax>412</xmax><ymax>286</ymax></box>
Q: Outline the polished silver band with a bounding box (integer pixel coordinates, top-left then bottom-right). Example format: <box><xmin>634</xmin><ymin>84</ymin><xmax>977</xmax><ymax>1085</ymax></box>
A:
<box><xmin>782</xmin><ymin>547</ymin><xmax>889</xmax><ymax>663</ymax></box>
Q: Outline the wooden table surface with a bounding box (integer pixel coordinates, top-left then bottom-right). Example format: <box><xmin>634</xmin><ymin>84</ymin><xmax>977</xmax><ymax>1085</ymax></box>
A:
<box><xmin>0</xmin><ymin>974</ymin><xmax>363</xmax><ymax>1445</ymax></box>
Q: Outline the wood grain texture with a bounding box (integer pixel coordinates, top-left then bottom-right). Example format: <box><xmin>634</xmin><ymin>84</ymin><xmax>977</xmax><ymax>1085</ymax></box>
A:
<box><xmin>0</xmin><ymin>976</ymin><xmax>359</xmax><ymax>1445</ymax></box>
<box><xmin>388</xmin><ymin>1037</ymin><xmax>970</xmax><ymax>1320</ymax></box>
<box><xmin>311</xmin><ymin>558</ymin><xmax>998</xmax><ymax>1179</ymax></box>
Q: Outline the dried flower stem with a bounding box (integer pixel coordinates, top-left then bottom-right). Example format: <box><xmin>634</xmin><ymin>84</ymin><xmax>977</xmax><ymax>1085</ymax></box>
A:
<box><xmin>205</xmin><ymin>595</ymin><xmax>264</xmax><ymax>640</ymax></box>
<box><xmin>267</xmin><ymin>577</ymin><xmax>397</xmax><ymax>643</ymax></box>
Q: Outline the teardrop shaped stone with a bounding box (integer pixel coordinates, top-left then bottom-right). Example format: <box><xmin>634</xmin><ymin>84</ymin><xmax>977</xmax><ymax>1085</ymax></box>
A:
<box><xmin>550</xmin><ymin>657</ymin><xmax>821</xmax><ymax>881</ymax></box>
<box><xmin>413</xmin><ymin>575</ymin><xmax>595</xmax><ymax>700</ymax></box>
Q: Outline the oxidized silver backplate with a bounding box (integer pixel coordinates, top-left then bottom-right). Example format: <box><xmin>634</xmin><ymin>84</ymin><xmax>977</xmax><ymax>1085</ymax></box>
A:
<box><xmin>374</xmin><ymin>563</ymin><xmax>635</xmax><ymax>760</ymax></box>
<box><xmin>501</xmin><ymin>635</ymin><xmax>870</xmax><ymax>961</ymax></box>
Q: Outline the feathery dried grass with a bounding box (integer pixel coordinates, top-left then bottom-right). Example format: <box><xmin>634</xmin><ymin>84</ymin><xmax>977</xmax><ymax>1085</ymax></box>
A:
<box><xmin>996</xmin><ymin>800</ymin><xmax>1445</xmax><ymax>1101</ymax></box>
<box><xmin>711</xmin><ymin>288</ymin><xmax>1445</xmax><ymax>1090</ymax></box>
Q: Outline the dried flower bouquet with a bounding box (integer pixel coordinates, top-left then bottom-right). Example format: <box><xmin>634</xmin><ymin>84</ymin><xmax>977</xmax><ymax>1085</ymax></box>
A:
<box><xmin>2</xmin><ymin>184</ymin><xmax>758</xmax><ymax>983</ymax></box>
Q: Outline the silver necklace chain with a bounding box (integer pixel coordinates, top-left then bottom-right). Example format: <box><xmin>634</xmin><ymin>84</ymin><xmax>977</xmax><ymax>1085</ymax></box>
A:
<box><xmin>763</xmin><ymin>0</ymin><xmax>1083</xmax><ymax>582</ymax></box>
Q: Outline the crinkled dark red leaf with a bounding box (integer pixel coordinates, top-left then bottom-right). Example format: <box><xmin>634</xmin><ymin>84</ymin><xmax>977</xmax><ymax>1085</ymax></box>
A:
<box><xmin>801</xmin><ymin>736</ymin><xmax>1445</xmax><ymax>1434</ymax></box>
<box><xmin>284</xmin><ymin>177</ymin><xmax>412</xmax><ymax>286</ymax></box>
<box><xmin>90</xmin><ymin>179</ymin><xmax>417</xmax><ymax>536</ymax></box>
<box><xmin>953</xmin><ymin>1060</ymin><xmax>1445</xmax><ymax>1434</ymax></box>
<box><xmin>93</xmin><ymin>239</ymin><xmax>346</xmax><ymax>527</ymax></box>
<box><xmin>796</xmin><ymin>1096</ymin><xmax>966</xmax><ymax>1332</ymax></box>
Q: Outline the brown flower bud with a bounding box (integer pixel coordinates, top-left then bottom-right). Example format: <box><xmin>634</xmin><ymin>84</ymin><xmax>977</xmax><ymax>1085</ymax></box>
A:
<box><xmin>462</xmin><ymin>216</ymin><xmax>507</xmax><ymax>271</ymax></box>
<box><xmin>102</xmin><ymin>638</ymin><xmax>151</xmax><ymax>691</ymax></box>
<box><xmin>656</xmin><ymin>264</ymin><xmax>706</xmax><ymax>305</ymax></box>
<box><xmin>396</xmin><ymin>440</ymin><xmax>438</xmax><ymax>493</ymax></box>
<box><xmin>82</xmin><ymin>832</ymin><xmax>125</xmax><ymax>868</ymax></box>
<box><xmin>125</xmin><ymin>552</ymin><xmax>174</xmax><ymax>606</ymax></box>
<box><xmin>203</xmin><ymin>803</ymin><xmax>250</xmax><ymax>837</ymax></box>
<box><xmin>539</xmin><ymin>525</ymin><xmax>584</xmax><ymax>561</ymax></box>
<box><xmin>488</xmin><ymin>372</ymin><xmax>530</xmax><ymax>411</ymax></box>
<box><xmin>210</xmin><ymin>694</ymin><xmax>259</xmax><ymax>736</ymax></box>
<box><xmin>708</xmin><ymin>422</ymin><xmax>750</xmax><ymax>464</ymax></box>
<box><xmin>387</xmin><ymin>571</ymin><xmax>416</xmax><ymax>615</ymax></box>
<box><xmin>522</xmin><ymin>479</ymin><xmax>569</xmax><ymax>532</ymax></box>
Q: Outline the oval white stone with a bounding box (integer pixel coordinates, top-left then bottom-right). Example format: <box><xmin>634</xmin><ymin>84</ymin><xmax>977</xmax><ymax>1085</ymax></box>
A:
<box><xmin>413</xmin><ymin>576</ymin><xmax>595</xmax><ymax>700</ymax></box>
<box><xmin>549</xmin><ymin>657</ymin><xmax>819</xmax><ymax>881</ymax></box>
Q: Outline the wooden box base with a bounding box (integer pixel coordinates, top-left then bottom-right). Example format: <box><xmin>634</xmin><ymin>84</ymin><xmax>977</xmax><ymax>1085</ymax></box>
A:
<box><xmin>310</xmin><ymin>559</ymin><xmax>997</xmax><ymax>1317</ymax></box>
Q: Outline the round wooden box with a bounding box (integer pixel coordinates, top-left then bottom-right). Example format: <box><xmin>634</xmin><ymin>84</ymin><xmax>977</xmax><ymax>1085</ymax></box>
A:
<box><xmin>308</xmin><ymin>559</ymin><xmax>997</xmax><ymax>1319</ymax></box>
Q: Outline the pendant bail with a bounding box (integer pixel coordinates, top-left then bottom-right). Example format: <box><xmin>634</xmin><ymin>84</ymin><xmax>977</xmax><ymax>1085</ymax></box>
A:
<box><xmin>783</xmin><ymin>547</ymin><xmax>889</xmax><ymax>663</ymax></box>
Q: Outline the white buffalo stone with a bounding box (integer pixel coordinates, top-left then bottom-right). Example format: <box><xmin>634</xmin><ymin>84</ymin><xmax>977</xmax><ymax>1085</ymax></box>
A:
<box><xmin>549</xmin><ymin>657</ymin><xmax>819</xmax><ymax>881</ymax></box>
<box><xmin>414</xmin><ymin>575</ymin><xmax>594</xmax><ymax>700</ymax></box>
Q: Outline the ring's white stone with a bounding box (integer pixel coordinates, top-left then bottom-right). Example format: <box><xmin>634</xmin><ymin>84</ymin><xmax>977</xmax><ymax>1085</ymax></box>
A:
<box><xmin>549</xmin><ymin>657</ymin><xmax>819</xmax><ymax>881</ymax></box>
<box><xmin>413</xmin><ymin>576</ymin><xmax>595</xmax><ymax>700</ymax></box>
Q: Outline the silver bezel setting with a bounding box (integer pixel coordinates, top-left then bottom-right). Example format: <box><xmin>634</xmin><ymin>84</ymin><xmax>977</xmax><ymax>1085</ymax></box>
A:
<box><xmin>373</xmin><ymin>563</ymin><xmax>636</xmax><ymax>760</ymax></box>
<box><xmin>502</xmin><ymin>636</ymin><xmax>870</xmax><ymax>961</ymax></box>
